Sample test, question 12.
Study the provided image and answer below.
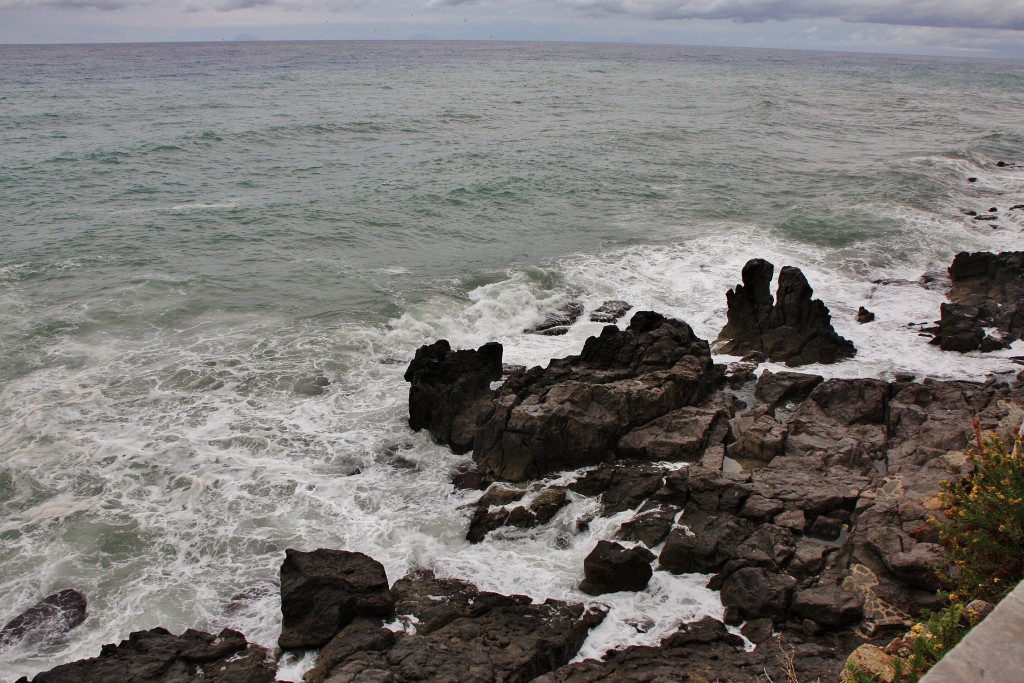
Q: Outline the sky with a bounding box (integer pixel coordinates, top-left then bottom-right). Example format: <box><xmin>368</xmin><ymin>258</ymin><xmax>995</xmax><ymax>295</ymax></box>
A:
<box><xmin>1</xmin><ymin>0</ymin><xmax>1023</xmax><ymax>58</ymax></box>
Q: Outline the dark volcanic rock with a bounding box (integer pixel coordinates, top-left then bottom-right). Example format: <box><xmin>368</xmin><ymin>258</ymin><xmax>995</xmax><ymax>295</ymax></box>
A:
<box><xmin>857</xmin><ymin>306</ymin><xmax>875</xmax><ymax>323</ymax></box>
<box><xmin>278</xmin><ymin>548</ymin><xmax>394</xmax><ymax>649</ymax></box>
<box><xmin>535</xmin><ymin>617</ymin><xmax>851</xmax><ymax>683</ymax></box>
<box><xmin>526</xmin><ymin>301</ymin><xmax>585</xmax><ymax>335</ymax></box>
<box><xmin>720</xmin><ymin>566</ymin><xmax>797</xmax><ymax>622</ymax></box>
<box><xmin>404</xmin><ymin>339</ymin><xmax>503</xmax><ymax>454</ymax></box>
<box><xmin>579</xmin><ymin>541</ymin><xmax>655</xmax><ymax>595</ymax></box>
<box><xmin>315</xmin><ymin>570</ymin><xmax>606</xmax><ymax>683</ymax></box>
<box><xmin>791</xmin><ymin>586</ymin><xmax>865</xmax><ymax>629</ymax></box>
<box><xmin>1</xmin><ymin>589</ymin><xmax>87</xmax><ymax>653</ymax></box>
<box><xmin>938</xmin><ymin>303</ymin><xmax>985</xmax><ymax>352</ymax></box>
<box><xmin>716</xmin><ymin>260</ymin><xmax>856</xmax><ymax>366</ymax></box>
<box><xmin>466</xmin><ymin>487</ymin><xmax>569</xmax><ymax>543</ymax></box>
<box><xmin>473</xmin><ymin>311</ymin><xmax>719</xmax><ymax>481</ymax></box>
<box><xmin>755</xmin><ymin>370</ymin><xmax>824</xmax><ymax>409</ymax></box>
<box><xmin>589</xmin><ymin>300</ymin><xmax>632</xmax><ymax>323</ymax></box>
<box><xmin>945</xmin><ymin>251</ymin><xmax>1024</xmax><ymax>346</ymax></box>
<box><xmin>18</xmin><ymin>627</ymin><xmax>275</xmax><ymax>683</ymax></box>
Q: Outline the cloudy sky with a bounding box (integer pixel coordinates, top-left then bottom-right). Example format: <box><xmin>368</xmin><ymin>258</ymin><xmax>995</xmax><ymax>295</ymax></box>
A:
<box><xmin>2</xmin><ymin>0</ymin><xmax>1023</xmax><ymax>57</ymax></box>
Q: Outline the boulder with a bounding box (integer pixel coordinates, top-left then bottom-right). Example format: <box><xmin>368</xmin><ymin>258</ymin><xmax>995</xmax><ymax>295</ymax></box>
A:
<box><xmin>754</xmin><ymin>370</ymin><xmax>824</xmax><ymax>409</ymax></box>
<box><xmin>278</xmin><ymin>548</ymin><xmax>394</xmax><ymax>649</ymax></box>
<box><xmin>857</xmin><ymin>307</ymin><xmax>875</xmax><ymax>323</ymax></box>
<box><xmin>590</xmin><ymin>300</ymin><xmax>632</xmax><ymax>323</ymax></box>
<box><xmin>526</xmin><ymin>301</ymin><xmax>585</xmax><ymax>335</ymax></box>
<box><xmin>719</xmin><ymin>567</ymin><xmax>797</xmax><ymax>621</ymax></box>
<box><xmin>791</xmin><ymin>586</ymin><xmax>865</xmax><ymax>629</ymax></box>
<box><xmin>0</xmin><ymin>589</ymin><xmax>87</xmax><ymax>653</ymax></box>
<box><xmin>474</xmin><ymin>312</ymin><xmax>718</xmax><ymax>481</ymax></box>
<box><xmin>404</xmin><ymin>339</ymin><xmax>502</xmax><ymax>454</ymax></box>
<box><xmin>716</xmin><ymin>260</ymin><xmax>856</xmax><ymax>366</ymax></box>
<box><xmin>938</xmin><ymin>303</ymin><xmax>984</xmax><ymax>352</ymax></box>
<box><xmin>579</xmin><ymin>541</ymin><xmax>655</xmax><ymax>595</ymax></box>
<box><xmin>17</xmin><ymin>627</ymin><xmax>275</xmax><ymax>683</ymax></box>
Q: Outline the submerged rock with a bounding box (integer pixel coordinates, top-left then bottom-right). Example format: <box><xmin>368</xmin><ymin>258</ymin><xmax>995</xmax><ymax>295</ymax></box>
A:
<box><xmin>589</xmin><ymin>300</ymin><xmax>632</xmax><ymax>323</ymax></box>
<box><xmin>716</xmin><ymin>259</ymin><xmax>856</xmax><ymax>366</ymax></box>
<box><xmin>0</xmin><ymin>589</ymin><xmax>87</xmax><ymax>654</ymax></box>
<box><xmin>17</xmin><ymin>627</ymin><xmax>275</xmax><ymax>683</ymax></box>
<box><xmin>525</xmin><ymin>301</ymin><xmax>585</xmax><ymax>335</ymax></box>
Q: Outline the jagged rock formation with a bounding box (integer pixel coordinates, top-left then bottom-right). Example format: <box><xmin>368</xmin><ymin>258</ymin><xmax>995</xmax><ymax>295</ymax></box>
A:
<box><xmin>716</xmin><ymin>259</ymin><xmax>856</xmax><ymax>365</ymax></box>
<box><xmin>302</xmin><ymin>571</ymin><xmax>606</xmax><ymax>683</ymax></box>
<box><xmin>278</xmin><ymin>548</ymin><xmax>394</xmax><ymax>649</ymax></box>
<box><xmin>16</xmin><ymin>628</ymin><xmax>275</xmax><ymax>683</ymax></box>
<box><xmin>473</xmin><ymin>311</ymin><xmax>721</xmax><ymax>480</ymax></box>
<box><xmin>404</xmin><ymin>339</ymin><xmax>503</xmax><ymax>454</ymax></box>
<box><xmin>933</xmin><ymin>251</ymin><xmax>1024</xmax><ymax>352</ymax></box>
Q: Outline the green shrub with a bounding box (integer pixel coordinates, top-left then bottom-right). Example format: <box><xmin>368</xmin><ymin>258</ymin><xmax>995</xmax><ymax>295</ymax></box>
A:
<box><xmin>884</xmin><ymin>421</ymin><xmax>1023</xmax><ymax>681</ymax></box>
<box><xmin>937</xmin><ymin>420</ymin><xmax>1024</xmax><ymax>603</ymax></box>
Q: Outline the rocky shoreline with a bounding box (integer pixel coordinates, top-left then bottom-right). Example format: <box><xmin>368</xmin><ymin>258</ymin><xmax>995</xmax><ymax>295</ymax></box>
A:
<box><xmin>12</xmin><ymin>251</ymin><xmax>1024</xmax><ymax>682</ymax></box>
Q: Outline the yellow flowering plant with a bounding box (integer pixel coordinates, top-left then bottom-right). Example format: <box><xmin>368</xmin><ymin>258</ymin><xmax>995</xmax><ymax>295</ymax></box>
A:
<box><xmin>936</xmin><ymin>419</ymin><xmax>1024</xmax><ymax>603</ymax></box>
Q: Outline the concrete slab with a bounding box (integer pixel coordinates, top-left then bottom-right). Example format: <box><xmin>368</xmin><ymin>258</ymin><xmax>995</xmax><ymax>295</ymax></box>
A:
<box><xmin>922</xmin><ymin>580</ymin><xmax>1024</xmax><ymax>682</ymax></box>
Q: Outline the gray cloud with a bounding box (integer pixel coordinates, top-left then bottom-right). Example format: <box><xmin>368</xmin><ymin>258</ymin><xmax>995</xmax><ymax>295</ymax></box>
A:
<box><xmin>427</xmin><ymin>0</ymin><xmax>1024</xmax><ymax>30</ymax></box>
<box><xmin>0</xmin><ymin>0</ymin><xmax>364</xmax><ymax>11</ymax></box>
<box><xmin>0</xmin><ymin>0</ymin><xmax>140</xmax><ymax>9</ymax></box>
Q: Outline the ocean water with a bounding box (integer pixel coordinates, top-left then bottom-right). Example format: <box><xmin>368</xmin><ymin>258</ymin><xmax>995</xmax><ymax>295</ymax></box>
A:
<box><xmin>1</xmin><ymin>40</ymin><xmax>1023</xmax><ymax>679</ymax></box>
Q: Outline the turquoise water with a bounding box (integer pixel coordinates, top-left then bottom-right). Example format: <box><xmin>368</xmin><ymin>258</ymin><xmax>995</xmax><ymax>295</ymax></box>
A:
<box><xmin>1</xmin><ymin>41</ymin><xmax>1023</xmax><ymax>679</ymax></box>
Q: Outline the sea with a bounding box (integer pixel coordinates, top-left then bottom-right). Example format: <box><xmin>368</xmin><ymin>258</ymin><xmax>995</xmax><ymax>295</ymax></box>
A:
<box><xmin>1</xmin><ymin>40</ymin><xmax>1022</xmax><ymax>680</ymax></box>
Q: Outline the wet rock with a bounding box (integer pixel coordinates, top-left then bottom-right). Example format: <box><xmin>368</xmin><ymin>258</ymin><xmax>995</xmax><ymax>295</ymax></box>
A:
<box><xmin>755</xmin><ymin>370</ymin><xmax>823</xmax><ymax>409</ymax></box>
<box><xmin>727</xmin><ymin>406</ymin><xmax>787</xmax><ymax>462</ymax></box>
<box><xmin>404</xmin><ymin>339</ymin><xmax>503</xmax><ymax>454</ymax></box>
<box><xmin>716</xmin><ymin>260</ymin><xmax>855</xmax><ymax>366</ymax></box>
<box><xmin>579</xmin><ymin>541</ymin><xmax>655</xmax><ymax>595</ymax></box>
<box><xmin>589</xmin><ymin>300</ymin><xmax>632</xmax><ymax>323</ymax></box>
<box><xmin>939</xmin><ymin>303</ymin><xmax>985</xmax><ymax>352</ymax></box>
<box><xmin>451</xmin><ymin>462</ymin><xmax>492</xmax><ymax>491</ymax></box>
<box><xmin>857</xmin><ymin>306</ymin><xmax>875</xmax><ymax>323</ymax></box>
<box><xmin>18</xmin><ymin>627</ymin><xmax>275</xmax><ymax>683</ymax></box>
<box><xmin>466</xmin><ymin>487</ymin><xmax>569</xmax><ymax>543</ymax></box>
<box><xmin>726</xmin><ymin>360</ymin><xmax>759</xmax><ymax>387</ymax></box>
<box><xmin>616</xmin><ymin>504</ymin><xmax>679</xmax><ymax>547</ymax></box>
<box><xmin>474</xmin><ymin>312</ymin><xmax>718</xmax><ymax>481</ymax></box>
<box><xmin>658</xmin><ymin>511</ymin><xmax>756</xmax><ymax>574</ymax></box>
<box><xmin>278</xmin><ymin>548</ymin><xmax>394</xmax><ymax>649</ymax></box>
<box><xmin>719</xmin><ymin>567</ymin><xmax>796</xmax><ymax>621</ymax></box>
<box><xmin>534</xmin><ymin>617</ymin><xmax>842</xmax><ymax>683</ymax></box>
<box><xmin>569</xmin><ymin>464</ymin><xmax>668</xmax><ymax>515</ymax></box>
<box><xmin>318</xmin><ymin>570</ymin><xmax>606</xmax><ymax>683</ymax></box>
<box><xmin>526</xmin><ymin>301</ymin><xmax>584</xmax><ymax>335</ymax></box>
<box><xmin>974</xmin><ymin>214</ymin><xmax>997</xmax><ymax>221</ymax></box>
<box><xmin>740</xmin><ymin>617</ymin><xmax>774</xmax><ymax>644</ymax></box>
<box><xmin>791</xmin><ymin>586</ymin><xmax>865</xmax><ymax>629</ymax></box>
<box><xmin>0</xmin><ymin>589</ymin><xmax>87</xmax><ymax>653</ymax></box>
<box><xmin>617</xmin><ymin>406</ymin><xmax>730</xmax><ymax>462</ymax></box>
<box><xmin>303</xmin><ymin>618</ymin><xmax>395</xmax><ymax>683</ymax></box>
<box><xmin>945</xmin><ymin>251</ymin><xmax>1024</xmax><ymax>346</ymax></box>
